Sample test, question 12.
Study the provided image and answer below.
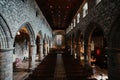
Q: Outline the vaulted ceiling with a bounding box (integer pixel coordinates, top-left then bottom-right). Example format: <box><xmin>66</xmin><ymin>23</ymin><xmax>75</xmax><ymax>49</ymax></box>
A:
<box><xmin>35</xmin><ymin>0</ymin><xmax>84</xmax><ymax>30</ymax></box>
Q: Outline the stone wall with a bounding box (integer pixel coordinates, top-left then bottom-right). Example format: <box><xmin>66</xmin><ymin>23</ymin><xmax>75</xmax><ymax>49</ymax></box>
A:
<box><xmin>0</xmin><ymin>0</ymin><xmax>52</xmax><ymax>40</ymax></box>
<box><xmin>68</xmin><ymin>0</ymin><xmax>120</xmax><ymax>36</ymax></box>
<box><xmin>0</xmin><ymin>0</ymin><xmax>53</xmax><ymax>80</ymax></box>
<box><xmin>67</xmin><ymin>0</ymin><xmax>120</xmax><ymax>79</ymax></box>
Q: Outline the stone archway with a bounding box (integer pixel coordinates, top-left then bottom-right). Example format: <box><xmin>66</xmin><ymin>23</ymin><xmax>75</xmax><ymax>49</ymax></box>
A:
<box><xmin>47</xmin><ymin>36</ymin><xmax>50</xmax><ymax>54</ymax></box>
<box><xmin>36</xmin><ymin>31</ymin><xmax>43</xmax><ymax>61</ymax></box>
<box><xmin>0</xmin><ymin>15</ymin><xmax>13</xmax><ymax>80</ymax></box>
<box><xmin>13</xmin><ymin>23</ymin><xmax>35</xmax><ymax>72</ymax></box>
<box><xmin>84</xmin><ymin>22</ymin><xmax>108</xmax><ymax>80</ymax></box>
<box><xmin>84</xmin><ymin>22</ymin><xmax>107</xmax><ymax>67</ymax></box>
<box><xmin>13</xmin><ymin>27</ymin><xmax>30</xmax><ymax>69</ymax></box>
<box><xmin>52</xmin><ymin>30</ymin><xmax>65</xmax><ymax>50</ymax></box>
<box><xmin>108</xmin><ymin>15</ymin><xmax>120</xmax><ymax>80</ymax></box>
<box><xmin>91</xmin><ymin>28</ymin><xmax>107</xmax><ymax>68</ymax></box>
<box><xmin>0</xmin><ymin>15</ymin><xmax>12</xmax><ymax>48</ymax></box>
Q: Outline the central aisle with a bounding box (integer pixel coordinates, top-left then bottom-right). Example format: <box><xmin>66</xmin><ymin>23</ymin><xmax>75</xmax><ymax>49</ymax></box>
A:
<box><xmin>54</xmin><ymin>54</ymin><xmax>67</xmax><ymax>80</ymax></box>
<box><xmin>25</xmin><ymin>50</ymin><xmax>94</xmax><ymax>80</ymax></box>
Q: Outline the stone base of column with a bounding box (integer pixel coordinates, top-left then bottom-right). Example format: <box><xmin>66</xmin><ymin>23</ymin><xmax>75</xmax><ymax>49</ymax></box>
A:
<box><xmin>0</xmin><ymin>48</ymin><xmax>14</xmax><ymax>80</ymax></box>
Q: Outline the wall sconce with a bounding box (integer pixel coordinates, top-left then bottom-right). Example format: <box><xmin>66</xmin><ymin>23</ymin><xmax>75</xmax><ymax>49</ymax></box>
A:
<box><xmin>17</xmin><ymin>31</ymin><xmax>20</xmax><ymax>35</ymax></box>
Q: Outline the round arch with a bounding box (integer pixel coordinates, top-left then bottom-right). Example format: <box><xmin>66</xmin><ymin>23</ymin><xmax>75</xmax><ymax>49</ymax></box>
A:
<box><xmin>53</xmin><ymin>30</ymin><xmax>65</xmax><ymax>49</ymax></box>
<box><xmin>108</xmin><ymin>15</ymin><xmax>120</xmax><ymax>48</ymax></box>
<box><xmin>20</xmin><ymin>22</ymin><xmax>35</xmax><ymax>45</ymax></box>
<box><xmin>13</xmin><ymin>22</ymin><xmax>35</xmax><ymax>70</ymax></box>
<box><xmin>36</xmin><ymin>30</ymin><xmax>43</xmax><ymax>61</ymax></box>
<box><xmin>14</xmin><ymin>22</ymin><xmax>35</xmax><ymax>48</ymax></box>
<box><xmin>84</xmin><ymin>22</ymin><xmax>106</xmax><ymax>67</ymax></box>
<box><xmin>0</xmin><ymin>14</ymin><xmax>12</xmax><ymax>48</ymax></box>
<box><xmin>0</xmin><ymin>14</ymin><xmax>14</xmax><ymax>80</ymax></box>
<box><xmin>107</xmin><ymin>15</ymin><xmax>120</xmax><ymax>80</ymax></box>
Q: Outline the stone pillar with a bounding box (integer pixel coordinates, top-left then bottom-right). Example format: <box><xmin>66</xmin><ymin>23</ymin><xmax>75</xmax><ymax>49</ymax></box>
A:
<box><xmin>29</xmin><ymin>44</ymin><xmax>36</xmax><ymax>70</ymax></box>
<box><xmin>84</xmin><ymin>42</ymin><xmax>90</xmax><ymax>66</ymax></box>
<box><xmin>73</xmin><ymin>42</ymin><xmax>77</xmax><ymax>59</ymax></box>
<box><xmin>43</xmin><ymin>40</ymin><xmax>46</xmax><ymax>57</ymax></box>
<box><xmin>45</xmin><ymin>43</ymin><xmax>48</xmax><ymax>55</ymax></box>
<box><xmin>70</xmin><ymin>36</ymin><xmax>73</xmax><ymax>55</ymax></box>
<box><xmin>76</xmin><ymin>42</ymin><xmax>81</xmax><ymax>61</ymax></box>
<box><xmin>48</xmin><ymin>43</ymin><xmax>50</xmax><ymax>54</ymax></box>
<box><xmin>38</xmin><ymin>43</ymin><xmax>44</xmax><ymax>61</ymax></box>
<box><xmin>107</xmin><ymin>47</ymin><xmax>120</xmax><ymax>80</ymax></box>
<box><xmin>40</xmin><ymin>43</ymin><xmax>44</xmax><ymax>60</ymax></box>
<box><xmin>87</xmin><ymin>43</ymin><xmax>91</xmax><ymax>66</ymax></box>
<box><xmin>72</xmin><ymin>41</ymin><xmax>75</xmax><ymax>57</ymax></box>
<box><xmin>37</xmin><ymin>44</ymin><xmax>41</xmax><ymax>61</ymax></box>
<box><xmin>0</xmin><ymin>48</ymin><xmax>14</xmax><ymax>80</ymax></box>
<box><xmin>70</xmin><ymin>41</ymin><xmax>73</xmax><ymax>55</ymax></box>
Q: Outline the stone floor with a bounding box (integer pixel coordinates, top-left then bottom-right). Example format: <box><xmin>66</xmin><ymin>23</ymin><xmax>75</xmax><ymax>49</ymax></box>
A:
<box><xmin>13</xmin><ymin>53</ymin><xmax>108</xmax><ymax>80</ymax></box>
<box><xmin>13</xmin><ymin>60</ymin><xmax>40</xmax><ymax>80</ymax></box>
<box><xmin>54</xmin><ymin>54</ymin><xmax>67</xmax><ymax>80</ymax></box>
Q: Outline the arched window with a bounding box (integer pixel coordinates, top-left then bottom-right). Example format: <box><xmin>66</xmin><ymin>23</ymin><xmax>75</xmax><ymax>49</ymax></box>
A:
<box><xmin>96</xmin><ymin>0</ymin><xmax>101</xmax><ymax>5</ymax></box>
<box><xmin>56</xmin><ymin>35</ymin><xmax>62</xmax><ymax>46</ymax></box>
<box><xmin>77</xmin><ymin>13</ymin><xmax>80</xmax><ymax>23</ymax></box>
<box><xmin>71</xmin><ymin>23</ymin><xmax>73</xmax><ymax>30</ymax></box>
<box><xmin>73</xmin><ymin>19</ymin><xmax>76</xmax><ymax>27</ymax></box>
<box><xmin>83</xmin><ymin>2</ymin><xmax>88</xmax><ymax>18</ymax></box>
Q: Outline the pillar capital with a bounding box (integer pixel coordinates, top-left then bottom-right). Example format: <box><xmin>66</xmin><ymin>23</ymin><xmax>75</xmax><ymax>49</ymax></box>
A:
<box><xmin>39</xmin><ymin>43</ymin><xmax>43</xmax><ymax>45</ymax></box>
<box><xmin>29</xmin><ymin>44</ymin><xmax>36</xmax><ymax>47</ymax></box>
<box><xmin>0</xmin><ymin>47</ymin><xmax>14</xmax><ymax>52</ymax></box>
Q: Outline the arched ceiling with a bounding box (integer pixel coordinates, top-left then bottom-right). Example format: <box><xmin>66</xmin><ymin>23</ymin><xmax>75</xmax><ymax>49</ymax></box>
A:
<box><xmin>35</xmin><ymin>0</ymin><xmax>84</xmax><ymax>30</ymax></box>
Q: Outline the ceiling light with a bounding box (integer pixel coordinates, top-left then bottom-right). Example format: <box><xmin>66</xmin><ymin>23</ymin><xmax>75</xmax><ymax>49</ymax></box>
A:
<box><xmin>58</xmin><ymin>11</ymin><xmax>60</xmax><ymax>13</ymax></box>
<box><xmin>50</xmin><ymin>5</ymin><xmax>53</xmax><ymax>8</ymax></box>
<box><xmin>67</xmin><ymin>6</ymin><xmax>69</xmax><ymax>9</ymax></box>
<box><xmin>51</xmin><ymin>11</ymin><xmax>53</xmax><ymax>13</ymax></box>
<box><xmin>58</xmin><ymin>6</ymin><xmax>61</xmax><ymax>9</ymax></box>
<box><xmin>58</xmin><ymin>15</ymin><xmax>60</xmax><ymax>17</ymax></box>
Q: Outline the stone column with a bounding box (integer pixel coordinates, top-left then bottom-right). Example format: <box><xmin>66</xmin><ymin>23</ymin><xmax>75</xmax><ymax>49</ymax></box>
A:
<box><xmin>70</xmin><ymin>36</ymin><xmax>73</xmax><ymax>55</ymax></box>
<box><xmin>87</xmin><ymin>43</ymin><xmax>91</xmax><ymax>66</ymax></box>
<box><xmin>48</xmin><ymin>43</ymin><xmax>50</xmax><ymax>54</ymax></box>
<box><xmin>40</xmin><ymin>43</ymin><xmax>44</xmax><ymax>60</ymax></box>
<box><xmin>76</xmin><ymin>42</ymin><xmax>81</xmax><ymax>61</ymax></box>
<box><xmin>73</xmin><ymin>42</ymin><xmax>77</xmax><ymax>59</ymax></box>
<box><xmin>84</xmin><ymin>42</ymin><xmax>90</xmax><ymax>66</ymax></box>
<box><xmin>37</xmin><ymin>44</ymin><xmax>41</xmax><ymax>61</ymax></box>
<box><xmin>72</xmin><ymin>41</ymin><xmax>75</xmax><ymax>57</ymax></box>
<box><xmin>29</xmin><ymin>44</ymin><xmax>36</xmax><ymax>70</ymax></box>
<box><xmin>107</xmin><ymin>47</ymin><xmax>120</xmax><ymax>80</ymax></box>
<box><xmin>70</xmin><ymin>41</ymin><xmax>73</xmax><ymax>55</ymax></box>
<box><xmin>45</xmin><ymin>43</ymin><xmax>48</xmax><ymax>56</ymax></box>
<box><xmin>43</xmin><ymin>40</ymin><xmax>46</xmax><ymax>57</ymax></box>
<box><xmin>47</xmin><ymin>40</ymin><xmax>50</xmax><ymax>54</ymax></box>
<box><xmin>0</xmin><ymin>48</ymin><xmax>14</xmax><ymax>80</ymax></box>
